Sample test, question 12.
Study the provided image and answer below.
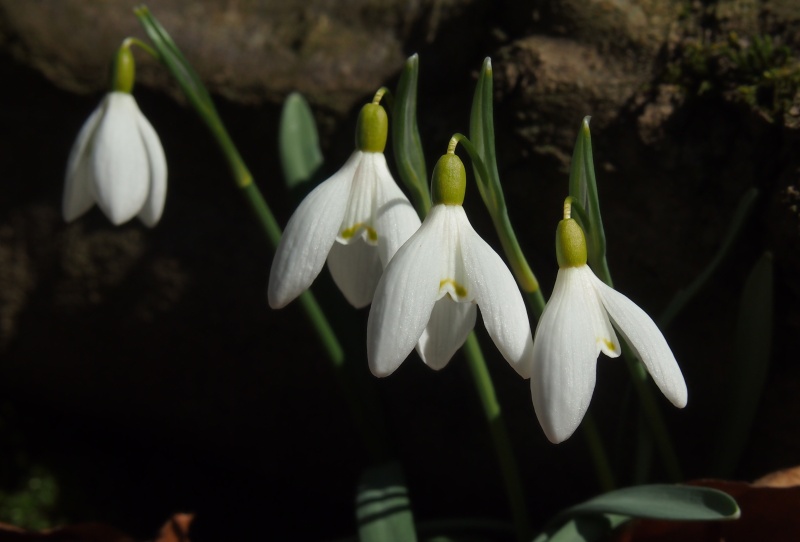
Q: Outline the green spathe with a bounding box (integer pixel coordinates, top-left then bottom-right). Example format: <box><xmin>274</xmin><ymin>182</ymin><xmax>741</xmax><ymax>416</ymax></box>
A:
<box><xmin>111</xmin><ymin>43</ymin><xmax>135</xmax><ymax>94</ymax></box>
<box><xmin>431</xmin><ymin>153</ymin><xmax>466</xmax><ymax>206</ymax></box>
<box><xmin>356</xmin><ymin>104</ymin><xmax>388</xmax><ymax>153</ymax></box>
<box><xmin>556</xmin><ymin>218</ymin><xmax>587</xmax><ymax>268</ymax></box>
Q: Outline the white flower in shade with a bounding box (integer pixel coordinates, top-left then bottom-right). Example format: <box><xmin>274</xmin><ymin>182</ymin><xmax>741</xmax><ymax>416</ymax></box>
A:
<box><xmin>531</xmin><ymin>205</ymin><xmax>687</xmax><ymax>444</ymax></box>
<box><xmin>63</xmin><ymin>91</ymin><xmax>167</xmax><ymax>227</ymax></box>
<box><xmin>367</xmin><ymin>152</ymin><xmax>533</xmax><ymax>378</ymax></box>
<box><xmin>268</xmin><ymin>103</ymin><xmax>420</xmax><ymax>309</ymax></box>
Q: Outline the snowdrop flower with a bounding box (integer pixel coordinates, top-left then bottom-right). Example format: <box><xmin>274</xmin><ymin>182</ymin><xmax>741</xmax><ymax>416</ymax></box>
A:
<box><xmin>269</xmin><ymin>100</ymin><xmax>420</xmax><ymax>309</ymax></box>
<box><xmin>63</xmin><ymin>43</ymin><xmax>167</xmax><ymax>227</ymax></box>
<box><xmin>367</xmin><ymin>151</ymin><xmax>533</xmax><ymax>378</ymax></box>
<box><xmin>531</xmin><ymin>200</ymin><xmax>687</xmax><ymax>443</ymax></box>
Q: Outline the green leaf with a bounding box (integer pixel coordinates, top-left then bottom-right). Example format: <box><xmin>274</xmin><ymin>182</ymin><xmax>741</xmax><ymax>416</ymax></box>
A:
<box><xmin>533</xmin><ymin>514</ymin><xmax>629</xmax><ymax>542</ymax></box>
<box><xmin>134</xmin><ymin>5</ymin><xmax>215</xmax><ymax>115</ymax></box>
<box><xmin>466</xmin><ymin>59</ymin><xmax>541</xmax><ymax>300</ymax></box>
<box><xmin>469</xmin><ymin>57</ymin><xmax>502</xmax><ymax>213</ymax></box>
<box><xmin>392</xmin><ymin>53</ymin><xmax>430</xmax><ymax>218</ymax></box>
<box><xmin>535</xmin><ymin>485</ymin><xmax>739</xmax><ymax>541</ymax></box>
<box><xmin>356</xmin><ymin>463</ymin><xmax>418</xmax><ymax>542</ymax></box>
<box><xmin>658</xmin><ymin>187</ymin><xmax>759</xmax><ymax>328</ymax></box>
<box><xmin>278</xmin><ymin>92</ymin><xmax>323</xmax><ymax>189</ymax></box>
<box><xmin>713</xmin><ymin>250</ymin><xmax>773</xmax><ymax>477</ymax></box>
<box><xmin>567</xmin><ymin>118</ymin><xmax>610</xmax><ymax>285</ymax></box>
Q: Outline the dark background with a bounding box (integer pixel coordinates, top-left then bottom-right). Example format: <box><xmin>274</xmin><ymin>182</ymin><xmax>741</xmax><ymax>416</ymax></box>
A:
<box><xmin>0</xmin><ymin>1</ymin><xmax>799</xmax><ymax>540</ymax></box>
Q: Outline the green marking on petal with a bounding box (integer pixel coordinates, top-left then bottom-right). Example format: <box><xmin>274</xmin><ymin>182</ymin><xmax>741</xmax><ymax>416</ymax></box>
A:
<box><xmin>341</xmin><ymin>223</ymin><xmax>378</xmax><ymax>244</ymax></box>
<box><xmin>440</xmin><ymin>278</ymin><xmax>468</xmax><ymax>300</ymax></box>
<box><xmin>602</xmin><ymin>338</ymin><xmax>617</xmax><ymax>353</ymax></box>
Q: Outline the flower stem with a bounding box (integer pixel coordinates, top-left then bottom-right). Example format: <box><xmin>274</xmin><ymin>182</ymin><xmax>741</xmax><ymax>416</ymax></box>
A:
<box><xmin>580</xmin><ymin>414</ymin><xmax>616</xmax><ymax>491</ymax></box>
<box><xmin>134</xmin><ymin>7</ymin><xmax>390</xmax><ymax>462</ymax></box>
<box><xmin>621</xmin><ymin>341</ymin><xmax>683</xmax><ymax>481</ymax></box>
<box><xmin>463</xmin><ymin>333</ymin><xmax>530</xmax><ymax>542</ymax></box>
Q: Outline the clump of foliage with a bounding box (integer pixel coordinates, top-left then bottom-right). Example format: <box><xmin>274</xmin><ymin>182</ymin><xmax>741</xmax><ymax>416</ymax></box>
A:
<box><xmin>665</xmin><ymin>32</ymin><xmax>800</xmax><ymax>125</ymax></box>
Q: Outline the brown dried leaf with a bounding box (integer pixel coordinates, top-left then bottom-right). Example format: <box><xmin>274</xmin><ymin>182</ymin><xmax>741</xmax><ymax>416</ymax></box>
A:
<box><xmin>154</xmin><ymin>514</ymin><xmax>193</xmax><ymax>542</ymax></box>
<box><xmin>0</xmin><ymin>522</ymin><xmax>134</xmax><ymax>542</ymax></box>
<box><xmin>0</xmin><ymin>513</ymin><xmax>192</xmax><ymax>542</ymax></box>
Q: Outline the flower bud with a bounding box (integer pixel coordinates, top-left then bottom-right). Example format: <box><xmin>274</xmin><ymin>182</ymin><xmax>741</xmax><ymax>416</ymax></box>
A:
<box><xmin>431</xmin><ymin>153</ymin><xmax>466</xmax><ymax>206</ymax></box>
<box><xmin>556</xmin><ymin>218</ymin><xmax>587</xmax><ymax>268</ymax></box>
<box><xmin>355</xmin><ymin>103</ymin><xmax>388</xmax><ymax>153</ymax></box>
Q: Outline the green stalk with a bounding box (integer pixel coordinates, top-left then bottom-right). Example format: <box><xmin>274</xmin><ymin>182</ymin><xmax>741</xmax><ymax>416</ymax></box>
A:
<box><xmin>134</xmin><ymin>5</ymin><xmax>390</xmax><ymax>461</ymax></box>
<box><xmin>463</xmin><ymin>333</ymin><xmax>531</xmax><ymax>542</ymax></box>
<box><xmin>568</xmin><ymin>119</ymin><xmax>682</xmax><ymax>482</ymax></box>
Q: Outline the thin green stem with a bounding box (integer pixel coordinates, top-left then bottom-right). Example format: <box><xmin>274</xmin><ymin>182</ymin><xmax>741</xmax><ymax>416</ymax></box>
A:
<box><xmin>580</xmin><ymin>415</ymin><xmax>616</xmax><ymax>491</ymax></box>
<box><xmin>449</xmin><ymin>134</ymin><xmax>540</xmax><ymax>295</ymax></box>
<box><xmin>621</xmin><ymin>342</ymin><xmax>683</xmax><ymax>481</ymax></box>
<box><xmin>134</xmin><ymin>7</ymin><xmax>390</xmax><ymax>461</ymax></box>
<box><xmin>463</xmin><ymin>333</ymin><xmax>530</xmax><ymax>542</ymax></box>
<box><xmin>121</xmin><ymin>36</ymin><xmax>158</xmax><ymax>59</ymax></box>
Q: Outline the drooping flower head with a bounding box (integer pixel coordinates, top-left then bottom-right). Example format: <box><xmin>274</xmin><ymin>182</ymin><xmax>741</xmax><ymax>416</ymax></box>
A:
<box><xmin>63</xmin><ymin>40</ymin><xmax>167</xmax><ymax>227</ymax></box>
<box><xmin>268</xmin><ymin>94</ymin><xmax>420</xmax><ymax>309</ymax></box>
<box><xmin>367</xmin><ymin>148</ymin><xmax>533</xmax><ymax>378</ymax></box>
<box><xmin>531</xmin><ymin>199</ymin><xmax>687</xmax><ymax>443</ymax></box>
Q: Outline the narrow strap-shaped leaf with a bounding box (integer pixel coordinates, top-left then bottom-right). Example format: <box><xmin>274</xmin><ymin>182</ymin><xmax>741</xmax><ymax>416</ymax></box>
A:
<box><xmin>551</xmin><ymin>485</ymin><xmax>739</xmax><ymax>527</ymax></box>
<box><xmin>465</xmin><ymin>61</ymin><xmax>542</xmax><ymax>301</ymax></box>
<box><xmin>356</xmin><ymin>463</ymin><xmax>418</xmax><ymax>542</ymax></box>
<box><xmin>567</xmin><ymin>118</ymin><xmax>610</xmax><ymax>285</ymax></box>
<box><xmin>659</xmin><ymin>187</ymin><xmax>759</xmax><ymax>329</ymax></box>
<box><xmin>392</xmin><ymin>53</ymin><xmax>430</xmax><ymax>218</ymax></box>
<box><xmin>134</xmin><ymin>6</ymin><xmax>216</xmax><ymax>115</ymax></box>
<box><xmin>469</xmin><ymin>57</ymin><xmax>503</xmax><ymax>212</ymax></box>
<box><xmin>278</xmin><ymin>92</ymin><xmax>323</xmax><ymax>189</ymax></box>
<box><xmin>534</xmin><ymin>485</ymin><xmax>738</xmax><ymax>541</ymax></box>
<box><xmin>533</xmin><ymin>514</ymin><xmax>629</xmax><ymax>542</ymax></box>
<box><xmin>713</xmin><ymin>251</ymin><xmax>773</xmax><ymax>477</ymax></box>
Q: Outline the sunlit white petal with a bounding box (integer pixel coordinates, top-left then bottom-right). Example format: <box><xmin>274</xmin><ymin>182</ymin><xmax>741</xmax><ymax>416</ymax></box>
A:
<box><xmin>416</xmin><ymin>299</ymin><xmax>476</xmax><ymax>370</ymax></box>
<box><xmin>592</xmin><ymin>274</ymin><xmax>688</xmax><ymax>408</ymax></box>
<box><xmin>327</xmin><ymin>237</ymin><xmax>382</xmax><ymax>309</ymax></box>
<box><xmin>135</xmin><ymin>109</ymin><xmax>168</xmax><ymax>227</ymax></box>
<box><xmin>461</xmin><ymin>220</ymin><xmax>534</xmax><ymax>378</ymax></box>
<box><xmin>268</xmin><ymin>152</ymin><xmax>360</xmax><ymax>308</ymax></box>
<box><xmin>371</xmin><ymin>154</ymin><xmax>421</xmax><ymax>266</ymax></box>
<box><xmin>90</xmin><ymin>92</ymin><xmax>149</xmax><ymax>225</ymax></box>
<box><xmin>367</xmin><ymin>209</ymin><xmax>444</xmax><ymax>377</ymax></box>
<box><xmin>531</xmin><ymin>267</ymin><xmax>618</xmax><ymax>443</ymax></box>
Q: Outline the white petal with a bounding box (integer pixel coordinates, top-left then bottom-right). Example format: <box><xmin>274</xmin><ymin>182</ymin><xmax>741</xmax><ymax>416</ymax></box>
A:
<box><xmin>327</xmin><ymin>238</ymin><xmax>382</xmax><ymax>308</ymax></box>
<box><xmin>457</xmin><ymin>209</ymin><xmax>533</xmax><ymax>378</ymax></box>
<box><xmin>416</xmin><ymin>299</ymin><xmax>477</xmax><ymax>370</ymax></box>
<box><xmin>135</xmin><ymin>108</ymin><xmax>168</xmax><ymax>227</ymax></box>
<box><xmin>592</xmin><ymin>275</ymin><xmax>688</xmax><ymax>408</ymax></box>
<box><xmin>531</xmin><ymin>267</ymin><xmax>611</xmax><ymax>443</ymax></box>
<box><xmin>369</xmin><ymin>153</ymin><xmax>421</xmax><ymax>266</ymax></box>
<box><xmin>90</xmin><ymin>92</ymin><xmax>149</xmax><ymax>225</ymax></box>
<box><xmin>268</xmin><ymin>152</ymin><xmax>361</xmax><ymax>308</ymax></box>
<box><xmin>63</xmin><ymin>96</ymin><xmax>106</xmax><ymax>222</ymax></box>
<box><xmin>367</xmin><ymin>206</ymin><xmax>445</xmax><ymax>377</ymax></box>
